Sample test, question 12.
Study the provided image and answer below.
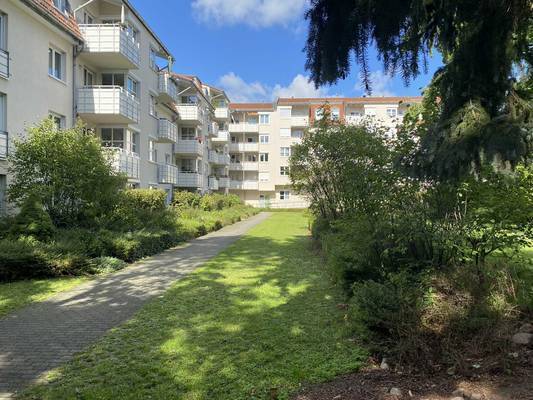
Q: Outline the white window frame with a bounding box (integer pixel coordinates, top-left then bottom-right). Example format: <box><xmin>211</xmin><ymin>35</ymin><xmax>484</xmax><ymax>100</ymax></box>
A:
<box><xmin>100</xmin><ymin>127</ymin><xmax>125</xmax><ymax>149</ymax></box>
<box><xmin>49</xmin><ymin>112</ymin><xmax>65</xmax><ymax>130</ymax></box>
<box><xmin>0</xmin><ymin>13</ymin><xmax>7</xmax><ymax>51</ymax></box>
<box><xmin>48</xmin><ymin>47</ymin><xmax>65</xmax><ymax>82</ymax></box>
<box><xmin>126</xmin><ymin>76</ymin><xmax>139</xmax><ymax>98</ymax></box>
<box><xmin>280</xmin><ymin>166</ymin><xmax>290</xmax><ymax>176</ymax></box>
<box><xmin>259</xmin><ymin>153</ymin><xmax>269</xmax><ymax>162</ymax></box>
<box><xmin>259</xmin><ymin>114</ymin><xmax>270</xmax><ymax>124</ymax></box>
<box><xmin>83</xmin><ymin>67</ymin><xmax>94</xmax><ymax>86</ymax></box>
<box><xmin>259</xmin><ymin>135</ymin><xmax>269</xmax><ymax>144</ymax></box>
<box><xmin>280</xmin><ymin>147</ymin><xmax>290</xmax><ymax>157</ymax></box>
<box><xmin>53</xmin><ymin>0</ymin><xmax>69</xmax><ymax>14</ymax></box>
<box><xmin>149</xmin><ymin>140</ymin><xmax>157</xmax><ymax>162</ymax></box>
<box><xmin>129</xmin><ymin>130</ymin><xmax>139</xmax><ymax>154</ymax></box>
<box><xmin>387</xmin><ymin>108</ymin><xmax>398</xmax><ymax>118</ymax></box>
<box><xmin>280</xmin><ymin>190</ymin><xmax>290</xmax><ymax>200</ymax></box>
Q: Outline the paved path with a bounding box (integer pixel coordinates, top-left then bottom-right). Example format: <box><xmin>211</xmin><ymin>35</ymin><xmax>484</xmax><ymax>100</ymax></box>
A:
<box><xmin>0</xmin><ymin>212</ymin><xmax>271</xmax><ymax>399</ymax></box>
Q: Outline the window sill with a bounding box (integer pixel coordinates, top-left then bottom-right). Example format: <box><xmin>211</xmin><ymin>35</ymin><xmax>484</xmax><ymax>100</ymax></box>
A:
<box><xmin>48</xmin><ymin>75</ymin><xmax>67</xmax><ymax>86</ymax></box>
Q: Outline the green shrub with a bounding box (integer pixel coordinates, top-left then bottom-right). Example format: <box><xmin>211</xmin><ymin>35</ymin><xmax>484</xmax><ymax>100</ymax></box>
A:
<box><xmin>214</xmin><ymin>220</ymin><xmax>223</xmax><ymax>230</ymax></box>
<box><xmin>107</xmin><ymin>230</ymin><xmax>180</xmax><ymax>262</ymax></box>
<box><xmin>88</xmin><ymin>257</ymin><xmax>127</xmax><ymax>274</ymax></box>
<box><xmin>172</xmin><ymin>191</ymin><xmax>201</xmax><ymax>209</ymax></box>
<box><xmin>10</xmin><ymin>195</ymin><xmax>55</xmax><ymax>241</ymax></box>
<box><xmin>120</xmin><ymin>189</ymin><xmax>167</xmax><ymax>211</ymax></box>
<box><xmin>0</xmin><ymin>238</ymin><xmax>51</xmax><ymax>281</ymax></box>
<box><xmin>196</xmin><ymin>224</ymin><xmax>208</xmax><ymax>236</ymax></box>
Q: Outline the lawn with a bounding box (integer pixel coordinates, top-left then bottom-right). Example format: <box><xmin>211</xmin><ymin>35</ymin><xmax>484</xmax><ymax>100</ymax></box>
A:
<box><xmin>0</xmin><ymin>276</ymin><xmax>90</xmax><ymax>318</ymax></box>
<box><xmin>20</xmin><ymin>212</ymin><xmax>365</xmax><ymax>400</ymax></box>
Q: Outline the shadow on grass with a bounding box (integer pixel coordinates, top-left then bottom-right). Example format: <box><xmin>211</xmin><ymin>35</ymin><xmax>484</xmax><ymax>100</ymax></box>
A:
<box><xmin>17</xmin><ymin>214</ymin><xmax>365</xmax><ymax>399</ymax></box>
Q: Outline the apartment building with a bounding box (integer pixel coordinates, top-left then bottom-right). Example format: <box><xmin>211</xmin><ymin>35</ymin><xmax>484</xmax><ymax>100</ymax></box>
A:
<box><xmin>0</xmin><ymin>0</ymin><xmax>230</xmax><ymax>211</ymax></box>
<box><xmin>228</xmin><ymin>97</ymin><xmax>421</xmax><ymax>208</ymax></box>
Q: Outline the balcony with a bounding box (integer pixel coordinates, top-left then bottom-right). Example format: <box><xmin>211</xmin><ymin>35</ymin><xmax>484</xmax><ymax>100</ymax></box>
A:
<box><xmin>158</xmin><ymin>163</ymin><xmax>178</xmax><ymax>185</ymax></box>
<box><xmin>106</xmin><ymin>147</ymin><xmax>140</xmax><ymax>180</ymax></box>
<box><xmin>177</xmin><ymin>172</ymin><xmax>203</xmax><ymax>188</ymax></box>
<box><xmin>229</xmin><ymin>142</ymin><xmax>259</xmax><ymax>152</ymax></box>
<box><xmin>77</xmin><ymin>86</ymin><xmax>140</xmax><ymax>124</ymax></box>
<box><xmin>211</xmin><ymin>130</ymin><xmax>229</xmax><ymax>144</ymax></box>
<box><xmin>157</xmin><ymin>119</ymin><xmax>177</xmax><ymax>143</ymax></box>
<box><xmin>218</xmin><ymin>177</ymin><xmax>230</xmax><ymax>188</ymax></box>
<box><xmin>0</xmin><ymin>131</ymin><xmax>7</xmax><ymax>159</ymax></box>
<box><xmin>174</xmin><ymin>140</ymin><xmax>203</xmax><ymax>156</ymax></box>
<box><xmin>208</xmin><ymin>151</ymin><xmax>230</xmax><ymax>165</ymax></box>
<box><xmin>208</xmin><ymin>121</ymin><xmax>219</xmax><ymax>137</ymax></box>
<box><xmin>230</xmin><ymin>180</ymin><xmax>259</xmax><ymax>190</ymax></box>
<box><xmin>158</xmin><ymin>73</ymin><xmax>177</xmax><ymax>104</ymax></box>
<box><xmin>229</xmin><ymin>162</ymin><xmax>258</xmax><ymax>171</ymax></box>
<box><xmin>291</xmin><ymin>116</ymin><xmax>309</xmax><ymax>127</ymax></box>
<box><xmin>229</xmin><ymin>123</ymin><xmax>259</xmax><ymax>133</ymax></box>
<box><xmin>214</xmin><ymin>107</ymin><xmax>229</xmax><ymax>120</ymax></box>
<box><xmin>208</xmin><ymin>176</ymin><xmax>219</xmax><ymax>190</ymax></box>
<box><xmin>79</xmin><ymin>24</ymin><xmax>140</xmax><ymax>69</ymax></box>
<box><xmin>0</xmin><ymin>49</ymin><xmax>9</xmax><ymax>79</ymax></box>
<box><xmin>177</xmin><ymin>104</ymin><xmax>202</xmax><ymax>124</ymax></box>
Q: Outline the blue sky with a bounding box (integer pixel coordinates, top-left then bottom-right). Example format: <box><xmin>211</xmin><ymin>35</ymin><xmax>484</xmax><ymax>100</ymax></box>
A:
<box><xmin>130</xmin><ymin>0</ymin><xmax>443</xmax><ymax>102</ymax></box>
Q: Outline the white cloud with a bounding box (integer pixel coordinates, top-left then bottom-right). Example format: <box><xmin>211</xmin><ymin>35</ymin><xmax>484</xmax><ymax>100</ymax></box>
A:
<box><xmin>355</xmin><ymin>70</ymin><xmax>396</xmax><ymax>97</ymax></box>
<box><xmin>192</xmin><ymin>0</ymin><xmax>308</xmax><ymax>28</ymax></box>
<box><xmin>218</xmin><ymin>73</ymin><xmax>330</xmax><ymax>102</ymax></box>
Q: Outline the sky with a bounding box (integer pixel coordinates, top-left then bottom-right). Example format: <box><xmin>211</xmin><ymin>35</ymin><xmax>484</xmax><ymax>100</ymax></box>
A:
<box><xmin>130</xmin><ymin>0</ymin><xmax>444</xmax><ymax>102</ymax></box>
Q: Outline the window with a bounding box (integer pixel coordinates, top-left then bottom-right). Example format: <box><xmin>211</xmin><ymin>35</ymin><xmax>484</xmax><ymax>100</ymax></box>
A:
<box><xmin>181</xmin><ymin>127</ymin><xmax>196</xmax><ymax>140</ymax></box>
<box><xmin>149</xmin><ymin>95</ymin><xmax>157</xmax><ymax>116</ymax></box>
<box><xmin>280</xmin><ymin>166</ymin><xmax>290</xmax><ymax>176</ymax></box>
<box><xmin>149</xmin><ymin>47</ymin><xmax>158</xmax><ymax>70</ymax></box>
<box><xmin>231</xmin><ymin>136</ymin><xmax>237</xmax><ymax>143</ymax></box>
<box><xmin>127</xmin><ymin>76</ymin><xmax>139</xmax><ymax>97</ymax></box>
<box><xmin>83</xmin><ymin>67</ymin><xmax>94</xmax><ymax>86</ymax></box>
<box><xmin>181</xmin><ymin>159</ymin><xmax>194</xmax><ymax>172</ymax></box>
<box><xmin>53</xmin><ymin>0</ymin><xmax>70</xmax><ymax>14</ymax></box>
<box><xmin>246</xmin><ymin>154</ymin><xmax>257</xmax><ymax>162</ymax></box>
<box><xmin>280</xmin><ymin>128</ymin><xmax>290</xmax><ymax>138</ymax></box>
<box><xmin>280</xmin><ymin>190</ymin><xmax>290</xmax><ymax>200</ymax></box>
<box><xmin>101</xmin><ymin>128</ymin><xmax>124</xmax><ymax>149</ymax></box>
<box><xmin>129</xmin><ymin>131</ymin><xmax>139</xmax><ymax>154</ymax></box>
<box><xmin>280</xmin><ymin>147</ymin><xmax>290</xmax><ymax>157</ymax></box>
<box><xmin>291</xmin><ymin>130</ymin><xmax>303</xmax><ymax>139</ymax></box>
<box><xmin>279</xmin><ymin>107</ymin><xmax>291</xmax><ymax>118</ymax></box>
<box><xmin>247</xmin><ymin>136</ymin><xmax>255</xmax><ymax>143</ymax></box>
<box><xmin>259</xmin><ymin>114</ymin><xmax>270</xmax><ymax>124</ymax></box>
<box><xmin>331</xmin><ymin>107</ymin><xmax>340</xmax><ymax>120</ymax></box>
<box><xmin>0</xmin><ymin>93</ymin><xmax>6</xmax><ymax>158</ymax></box>
<box><xmin>48</xmin><ymin>47</ymin><xmax>65</xmax><ymax>81</ymax></box>
<box><xmin>81</xmin><ymin>10</ymin><xmax>94</xmax><ymax>24</ymax></box>
<box><xmin>259</xmin><ymin>135</ymin><xmax>269</xmax><ymax>144</ymax></box>
<box><xmin>259</xmin><ymin>172</ymin><xmax>270</xmax><ymax>182</ymax></box>
<box><xmin>0</xmin><ymin>13</ymin><xmax>7</xmax><ymax>51</ymax></box>
<box><xmin>125</xmin><ymin>23</ymin><xmax>138</xmax><ymax>44</ymax></box>
<box><xmin>181</xmin><ymin>95</ymin><xmax>197</xmax><ymax>104</ymax></box>
<box><xmin>259</xmin><ymin>153</ymin><xmax>269</xmax><ymax>162</ymax></box>
<box><xmin>102</xmin><ymin>73</ymin><xmax>124</xmax><ymax>88</ymax></box>
<box><xmin>387</xmin><ymin>108</ymin><xmax>398</xmax><ymax>118</ymax></box>
<box><xmin>149</xmin><ymin>140</ymin><xmax>157</xmax><ymax>162</ymax></box>
<box><xmin>49</xmin><ymin>112</ymin><xmax>65</xmax><ymax>130</ymax></box>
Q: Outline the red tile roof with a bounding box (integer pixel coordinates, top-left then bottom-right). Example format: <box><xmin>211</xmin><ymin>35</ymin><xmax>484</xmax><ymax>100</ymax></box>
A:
<box><xmin>277</xmin><ymin>96</ymin><xmax>422</xmax><ymax>105</ymax></box>
<box><xmin>22</xmin><ymin>0</ymin><xmax>83</xmax><ymax>41</ymax></box>
<box><xmin>229</xmin><ymin>103</ymin><xmax>274</xmax><ymax>111</ymax></box>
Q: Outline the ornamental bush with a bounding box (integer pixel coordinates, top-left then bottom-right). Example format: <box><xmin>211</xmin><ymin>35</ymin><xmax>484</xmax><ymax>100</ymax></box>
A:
<box><xmin>10</xmin><ymin>194</ymin><xmax>55</xmax><ymax>241</ymax></box>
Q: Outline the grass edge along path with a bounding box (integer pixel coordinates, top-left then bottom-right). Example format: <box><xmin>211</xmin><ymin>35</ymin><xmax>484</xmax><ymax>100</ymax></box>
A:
<box><xmin>0</xmin><ymin>206</ymin><xmax>258</xmax><ymax>319</ymax></box>
<box><xmin>20</xmin><ymin>212</ymin><xmax>365</xmax><ymax>400</ymax></box>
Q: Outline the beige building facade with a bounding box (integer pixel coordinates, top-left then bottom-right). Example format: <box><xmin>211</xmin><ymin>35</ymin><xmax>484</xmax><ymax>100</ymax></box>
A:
<box><xmin>228</xmin><ymin>97</ymin><xmax>421</xmax><ymax>208</ymax></box>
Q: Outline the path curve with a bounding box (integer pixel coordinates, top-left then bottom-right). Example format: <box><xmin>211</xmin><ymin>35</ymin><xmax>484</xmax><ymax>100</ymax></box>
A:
<box><xmin>0</xmin><ymin>212</ymin><xmax>271</xmax><ymax>399</ymax></box>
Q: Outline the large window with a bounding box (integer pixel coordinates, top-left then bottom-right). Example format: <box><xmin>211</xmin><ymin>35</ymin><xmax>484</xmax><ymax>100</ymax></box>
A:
<box><xmin>83</xmin><ymin>67</ymin><xmax>94</xmax><ymax>86</ymax></box>
<box><xmin>291</xmin><ymin>130</ymin><xmax>303</xmax><ymax>139</ymax></box>
<box><xmin>48</xmin><ymin>47</ymin><xmax>65</xmax><ymax>81</ymax></box>
<box><xmin>102</xmin><ymin>73</ymin><xmax>125</xmax><ymax>88</ymax></box>
<box><xmin>259</xmin><ymin>114</ymin><xmax>270</xmax><ymax>124</ymax></box>
<box><xmin>280</xmin><ymin>166</ymin><xmax>290</xmax><ymax>176</ymax></box>
<box><xmin>129</xmin><ymin>131</ymin><xmax>139</xmax><ymax>154</ymax></box>
<box><xmin>181</xmin><ymin>95</ymin><xmax>197</xmax><ymax>104</ymax></box>
<box><xmin>387</xmin><ymin>108</ymin><xmax>398</xmax><ymax>118</ymax></box>
<box><xmin>101</xmin><ymin>128</ymin><xmax>124</xmax><ymax>149</ymax></box>
<box><xmin>53</xmin><ymin>0</ymin><xmax>70</xmax><ymax>14</ymax></box>
<box><xmin>127</xmin><ymin>76</ymin><xmax>139</xmax><ymax>97</ymax></box>
<box><xmin>181</xmin><ymin>127</ymin><xmax>196</xmax><ymax>140</ymax></box>
<box><xmin>280</xmin><ymin>147</ymin><xmax>290</xmax><ymax>157</ymax></box>
<box><xmin>259</xmin><ymin>135</ymin><xmax>269</xmax><ymax>144</ymax></box>
<box><xmin>280</xmin><ymin>190</ymin><xmax>290</xmax><ymax>200</ymax></box>
<box><xmin>259</xmin><ymin>153</ymin><xmax>269</xmax><ymax>162</ymax></box>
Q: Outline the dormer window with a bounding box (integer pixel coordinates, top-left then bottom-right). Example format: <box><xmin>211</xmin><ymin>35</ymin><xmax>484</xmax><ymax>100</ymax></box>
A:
<box><xmin>53</xmin><ymin>0</ymin><xmax>71</xmax><ymax>15</ymax></box>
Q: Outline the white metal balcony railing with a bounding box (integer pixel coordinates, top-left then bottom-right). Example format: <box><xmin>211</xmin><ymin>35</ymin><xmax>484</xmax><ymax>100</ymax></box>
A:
<box><xmin>218</xmin><ymin>177</ymin><xmax>230</xmax><ymax>188</ymax></box>
<box><xmin>158</xmin><ymin>163</ymin><xmax>178</xmax><ymax>185</ymax></box>
<box><xmin>79</xmin><ymin>24</ymin><xmax>140</xmax><ymax>68</ymax></box>
<box><xmin>208</xmin><ymin>151</ymin><xmax>230</xmax><ymax>165</ymax></box>
<box><xmin>106</xmin><ymin>147</ymin><xmax>140</xmax><ymax>179</ymax></box>
<box><xmin>158</xmin><ymin>73</ymin><xmax>177</xmax><ymax>102</ymax></box>
<box><xmin>211</xmin><ymin>130</ymin><xmax>229</xmax><ymax>143</ymax></box>
<box><xmin>230</xmin><ymin>180</ymin><xmax>259</xmax><ymax>190</ymax></box>
<box><xmin>174</xmin><ymin>140</ymin><xmax>203</xmax><ymax>156</ymax></box>
<box><xmin>228</xmin><ymin>122</ymin><xmax>259</xmax><ymax>133</ymax></box>
<box><xmin>229</xmin><ymin>142</ymin><xmax>259</xmax><ymax>152</ymax></box>
<box><xmin>177</xmin><ymin>172</ymin><xmax>203</xmax><ymax>188</ymax></box>
<box><xmin>0</xmin><ymin>131</ymin><xmax>8</xmax><ymax>159</ymax></box>
<box><xmin>214</xmin><ymin>107</ymin><xmax>229</xmax><ymax>120</ymax></box>
<box><xmin>209</xmin><ymin>122</ymin><xmax>219</xmax><ymax>136</ymax></box>
<box><xmin>157</xmin><ymin>119</ymin><xmax>178</xmax><ymax>143</ymax></box>
<box><xmin>177</xmin><ymin>104</ymin><xmax>201</xmax><ymax>123</ymax></box>
<box><xmin>291</xmin><ymin>116</ymin><xmax>309</xmax><ymax>127</ymax></box>
<box><xmin>0</xmin><ymin>49</ymin><xmax>9</xmax><ymax>79</ymax></box>
<box><xmin>208</xmin><ymin>176</ymin><xmax>219</xmax><ymax>190</ymax></box>
<box><xmin>229</xmin><ymin>162</ymin><xmax>259</xmax><ymax>171</ymax></box>
<box><xmin>77</xmin><ymin>86</ymin><xmax>140</xmax><ymax>124</ymax></box>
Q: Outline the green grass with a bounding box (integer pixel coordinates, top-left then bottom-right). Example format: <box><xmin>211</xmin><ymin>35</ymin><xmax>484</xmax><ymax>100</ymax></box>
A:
<box><xmin>20</xmin><ymin>212</ymin><xmax>365</xmax><ymax>399</ymax></box>
<box><xmin>0</xmin><ymin>276</ymin><xmax>90</xmax><ymax>318</ymax></box>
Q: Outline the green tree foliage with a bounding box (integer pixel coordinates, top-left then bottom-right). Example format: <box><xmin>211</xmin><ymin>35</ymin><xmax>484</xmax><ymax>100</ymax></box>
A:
<box><xmin>10</xmin><ymin>194</ymin><xmax>55</xmax><ymax>241</ymax></box>
<box><xmin>8</xmin><ymin>119</ymin><xmax>126</xmax><ymax>226</ymax></box>
<box><xmin>305</xmin><ymin>0</ymin><xmax>532</xmax><ymax>178</ymax></box>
